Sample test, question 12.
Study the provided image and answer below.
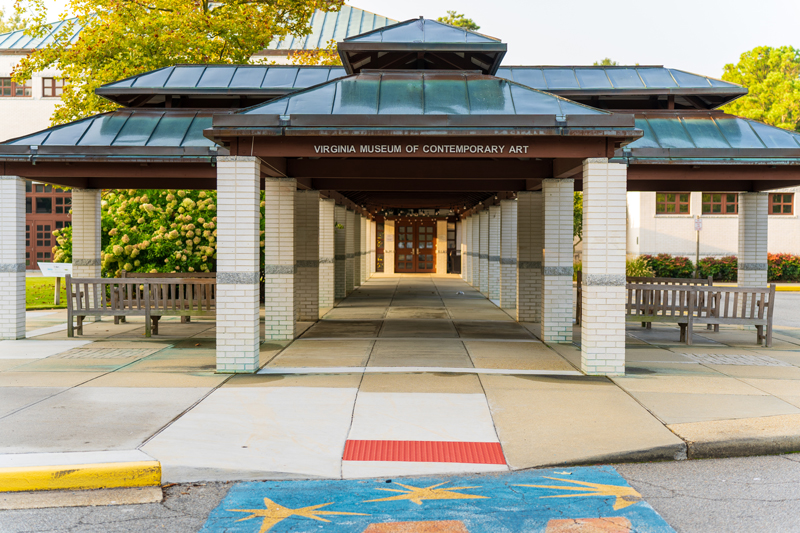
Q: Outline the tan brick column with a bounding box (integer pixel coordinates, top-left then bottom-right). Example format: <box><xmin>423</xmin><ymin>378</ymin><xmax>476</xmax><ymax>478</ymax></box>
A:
<box><xmin>0</xmin><ymin>176</ymin><xmax>26</xmax><ymax>339</ymax></box>
<box><xmin>499</xmin><ymin>199</ymin><xmax>517</xmax><ymax>309</ymax></box>
<box><xmin>471</xmin><ymin>215</ymin><xmax>480</xmax><ymax>288</ymax></box>
<box><xmin>263</xmin><ymin>176</ymin><xmax>297</xmax><ymax>341</ymax></box>
<box><xmin>738</xmin><ymin>192</ymin><xmax>768</xmax><ymax>287</ymax></box>
<box><xmin>479</xmin><ymin>210</ymin><xmax>489</xmax><ymax>295</ymax></box>
<box><xmin>346</xmin><ymin>209</ymin><xmax>355</xmax><ymax>294</ymax></box>
<box><xmin>461</xmin><ymin>217</ymin><xmax>470</xmax><ymax>282</ymax></box>
<box><xmin>384</xmin><ymin>220</ymin><xmax>395</xmax><ymax>275</ymax></box>
<box><xmin>360</xmin><ymin>215</ymin><xmax>367</xmax><ymax>284</ymax></box>
<box><xmin>436</xmin><ymin>219</ymin><xmax>448</xmax><ymax>274</ymax></box>
<box><xmin>581</xmin><ymin>158</ymin><xmax>626</xmax><ymax>376</ymax></box>
<box><xmin>517</xmin><ymin>191</ymin><xmax>543</xmax><ymax>322</ymax></box>
<box><xmin>542</xmin><ymin>178</ymin><xmax>574</xmax><ymax>343</ymax></box>
<box><xmin>295</xmin><ymin>190</ymin><xmax>319</xmax><ymax>322</ymax></box>
<box><xmin>319</xmin><ymin>198</ymin><xmax>335</xmax><ymax>313</ymax></box>
<box><xmin>72</xmin><ymin>188</ymin><xmax>103</xmax><ymax>321</ymax></box>
<box><xmin>334</xmin><ymin>204</ymin><xmax>347</xmax><ymax>299</ymax></box>
<box><xmin>488</xmin><ymin>205</ymin><xmax>501</xmax><ymax>300</ymax></box>
<box><xmin>216</xmin><ymin>157</ymin><xmax>262</xmax><ymax>372</ymax></box>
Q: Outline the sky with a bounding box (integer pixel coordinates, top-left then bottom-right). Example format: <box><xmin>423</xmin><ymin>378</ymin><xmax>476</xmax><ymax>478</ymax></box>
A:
<box><xmin>2</xmin><ymin>0</ymin><xmax>799</xmax><ymax>78</ymax></box>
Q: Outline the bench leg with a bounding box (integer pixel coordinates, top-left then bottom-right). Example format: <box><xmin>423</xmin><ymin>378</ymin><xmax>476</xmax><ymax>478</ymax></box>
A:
<box><xmin>67</xmin><ymin>315</ymin><xmax>74</xmax><ymax>338</ymax></box>
<box><xmin>686</xmin><ymin>323</ymin><xmax>693</xmax><ymax>345</ymax></box>
<box><xmin>76</xmin><ymin>316</ymin><xmax>83</xmax><ymax>336</ymax></box>
<box><xmin>714</xmin><ymin>324</ymin><xmax>719</xmax><ymax>333</ymax></box>
<box><xmin>766</xmin><ymin>323</ymin><xmax>773</xmax><ymax>348</ymax></box>
<box><xmin>679</xmin><ymin>323</ymin><xmax>686</xmax><ymax>343</ymax></box>
<box><xmin>152</xmin><ymin>316</ymin><xmax>160</xmax><ymax>336</ymax></box>
<box><xmin>145</xmin><ymin>315</ymin><xmax>151</xmax><ymax>338</ymax></box>
<box><xmin>756</xmin><ymin>325</ymin><xmax>764</xmax><ymax>346</ymax></box>
<box><xmin>181</xmin><ymin>316</ymin><xmax>191</xmax><ymax>323</ymax></box>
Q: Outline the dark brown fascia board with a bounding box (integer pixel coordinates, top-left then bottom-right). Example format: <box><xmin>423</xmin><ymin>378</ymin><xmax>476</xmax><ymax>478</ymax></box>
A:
<box><xmin>0</xmin><ymin>144</ymin><xmax>221</xmax><ymax>158</ymax></box>
<box><xmin>212</xmin><ymin>113</ymin><xmax>636</xmax><ymax>129</ymax></box>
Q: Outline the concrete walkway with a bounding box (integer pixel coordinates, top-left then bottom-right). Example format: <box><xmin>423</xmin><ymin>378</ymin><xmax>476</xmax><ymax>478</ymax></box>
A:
<box><xmin>3</xmin><ymin>275</ymin><xmax>800</xmax><ymax>488</ymax></box>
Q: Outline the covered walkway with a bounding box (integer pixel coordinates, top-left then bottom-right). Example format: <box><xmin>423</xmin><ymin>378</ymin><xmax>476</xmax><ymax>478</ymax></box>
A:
<box><xmin>263</xmin><ymin>275</ymin><xmax>580</xmax><ymax>375</ymax></box>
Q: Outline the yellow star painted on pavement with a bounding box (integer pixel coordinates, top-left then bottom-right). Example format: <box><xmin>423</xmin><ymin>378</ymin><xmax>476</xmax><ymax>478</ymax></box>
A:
<box><xmin>228</xmin><ymin>497</ymin><xmax>368</xmax><ymax>533</ymax></box>
<box><xmin>515</xmin><ymin>477</ymin><xmax>642</xmax><ymax>510</ymax></box>
<box><xmin>364</xmin><ymin>482</ymin><xmax>488</xmax><ymax>506</ymax></box>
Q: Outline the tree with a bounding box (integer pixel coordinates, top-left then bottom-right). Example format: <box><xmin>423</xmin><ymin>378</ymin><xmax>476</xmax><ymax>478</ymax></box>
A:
<box><xmin>722</xmin><ymin>46</ymin><xmax>800</xmax><ymax>132</ymax></box>
<box><xmin>593</xmin><ymin>58</ymin><xmax>618</xmax><ymax>66</ymax></box>
<box><xmin>436</xmin><ymin>11</ymin><xmax>479</xmax><ymax>31</ymax></box>
<box><xmin>13</xmin><ymin>0</ymin><xmax>344</xmax><ymax>125</ymax></box>
<box><xmin>0</xmin><ymin>7</ymin><xmax>25</xmax><ymax>33</ymax></box>
<box><xmin>573</xmin><ymin>192</ymin><xmax>583</xmax><ymax>244</ymax></box>
<box><xmin>289</xmin><ymin>39</ymin><xmax>342</xmax><ymax>65</ymax></box>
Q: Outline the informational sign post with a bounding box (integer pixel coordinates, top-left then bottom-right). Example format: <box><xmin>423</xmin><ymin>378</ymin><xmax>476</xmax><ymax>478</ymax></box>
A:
<box><xmin>37</xmin><ymin>262</ymin><xmax>73</xmax><ymax>305</ymax></box>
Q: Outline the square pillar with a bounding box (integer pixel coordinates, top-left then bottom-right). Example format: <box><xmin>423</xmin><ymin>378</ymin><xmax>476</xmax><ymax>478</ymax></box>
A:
<box><xmin>581</xmin><ymin>158</ymin><xmax>627</xmax><ymax>376</ymax></box>
<box><xmin>359</xmin><ymin>215</ymin><xmax>367</xmax><ymax>284</ymax></box>
<box><xmin>479</xmin><ymin>210</ymin><xmax>489</xmax><ymax>295</ymax></box>
<box><xmin>353</xmin><ymin>213</ymin><xmax>362</xmax><ymax>288</ymax></box>
<box><xmin>436</xmin><ymin>220</ymin><xmax>448</xmax><ymax>274</ymax></box>
<box><xmin>384</xmin><ymin>220</ymin><xmax>395</xmax><ymax>274</ymax></box>
<box><xmin>488</xmin><ymin>205</ymin><xmax>501</xmax><ymax>300</ymax></box>
<box><xmin>295</xmin><ymin>190</ymin><xmax>319</xmax><ymax>322</ymax></box>
<box><xmin>365</xmin><ymin>219</ymin><xmax>372</xmax><ymax>279</ymax></box>
<box><xmin>499</xmin><ymin>199</ymin><xmax>517</xmax><ymax>309</ymax></box>
<box><xmin>461</xmin><ymin>217</ymin><xmax>470</xmax><ymax>282</ymax></box>
<box><xmin>346</xmin><ymin>209</ymin><xmax>355</xmax><ymax>294</ymax></box>
<box><xmin>319</xmin><ymin>198</ymin><xmax>335</xmax><ymax>313</ymax></box>
<box><xmin>542</xmin><ymin>179</ymin><xmax>574</xmax><ymax>343</ymax></box>
<box><xmin>72</xmin><ymin>188</ymin><xmax>103</xmax><ymax>322</ymax></box>
<box><xmin>738</xmin><ymin>192</ymin><xmax>768</xmax><ymax>287</ymax></box>
<box><xmin>0</xmin><ymin>176</ymin><xmax>26</xmax><ymax>340</ymax></box>
<box><xmin>471</xmin><ymin>215</ymin><xmax>480</xmax><ymax>288</ymax></box>
<box><xmin>216</xmin><ymin>157</ymin><xmax>262</xmax><ymax>372</ymax></box>
<box><xmin>517</xmin><ymin>191</ymin><xmax>543</xmax><ymax>322</ymax></box>
<box><xmin>334</xmin><ymin>205</ymin><xmax>347</xmax><ymax>299</ymax></box>
<box><xmin>264</xmin><ymin>176</ymin><xmax>297</xmax><ymax>341</ymax></box>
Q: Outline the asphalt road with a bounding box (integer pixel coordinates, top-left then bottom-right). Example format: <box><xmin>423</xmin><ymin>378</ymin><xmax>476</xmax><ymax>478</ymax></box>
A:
<box><xmin>2</xmin><ymin>455</ymin><xmax>800</xmax><ymax>532</ymax></box>
<box><xmin>774</xmin><ymin>292</ymin><xmax>800</xmax><ymax>328</ymax></box>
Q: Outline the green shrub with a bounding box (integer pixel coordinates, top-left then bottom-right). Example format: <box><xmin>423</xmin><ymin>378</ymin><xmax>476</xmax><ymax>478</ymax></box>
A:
<box><xmin>769</xmin><ymin>253</ymin><xmax>800</xmax><ymax>282</ymax></box>
<box><xmin>697</xmin><ymin>256</ymin><xmax>738</xmax><ymax>282</ymax></box>
<box><xmin>626</xmin><ymin>256</ymin><xmax>655</xmax><ymax>277</ymax></box>
<box><xmin>642</xmin><ymin>254</ymin><xmax>694</xmax><ymax>278</ymax></box>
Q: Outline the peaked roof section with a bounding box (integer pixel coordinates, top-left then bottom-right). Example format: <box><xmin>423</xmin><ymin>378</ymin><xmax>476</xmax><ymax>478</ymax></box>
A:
<box><xmin>618</xmin><ymin>111</ymin><xmax>800</xmax><ymax>160</ymax></box>
<box><xmin>0</xmin><ymin>5</ymin><xmax>396</xmax><ymax>52</ymax></box>
<box><xmin>338</xmin><ymin>18</ymin><xmax>506</xmax><ymax>75</ymax></box>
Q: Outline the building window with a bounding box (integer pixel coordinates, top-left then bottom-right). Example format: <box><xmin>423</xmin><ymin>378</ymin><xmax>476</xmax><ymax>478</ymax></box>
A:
<box><xmin>35</xmin><ymin>197</ymin><xmax>52</xmax><ymax>214</ymax></box>
<box><xmin>25</xmin><ymin>180</ymin><xmax>32</xmax><ymax>193</ymax></box>
<box><xmin>25</xmin><ymin>197</ymin><xmax>32</xmax><ymax>214</ymax></box>
<box><xmin>42</xmin><ymin>77</ymin><xmax>65</xmax><ymax>97</ymax></box>
<box><xmin>36</xmin><ymin>224</ymin><xmax>51</xmax><ymax>249</ymax></box>
<box><xmin>770</xmin><ymin>193</ymin><xmax>794</xmax><ymax>215</ymax></box>
<box><xmin>55</xmin><ymin>196</ymin><xmax>72</xmax><ymax>214</ymax></box>
<box><xmin>702</xmin><ymin>193</ymin><xmax>738</xmax><ymax>214</ymax></box>
<box><xmin>55</xmin><ymin>221</ymin><xmax>71</xmax><ymax>230</ymax></box>
<box><xmin>656</xmin><ymin>192</ymin><xmax>690</xmax><ymax>214</ymax></box>
<box><xmin>0</xmin><ymin>77</ymin><xmax>32</xmax><ymax>97</ymax></box>
<box><xmin>34</xmin><ymin>184</ymin><xmax>53</xmax><ymax>193</ymax></box>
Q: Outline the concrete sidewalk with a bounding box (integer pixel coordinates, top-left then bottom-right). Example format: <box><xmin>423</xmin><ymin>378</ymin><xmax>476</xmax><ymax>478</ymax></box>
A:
<box><xmin>2</xmin><ymin>275</ymin><xmax>800</xmax><ymax>494</ymax></box>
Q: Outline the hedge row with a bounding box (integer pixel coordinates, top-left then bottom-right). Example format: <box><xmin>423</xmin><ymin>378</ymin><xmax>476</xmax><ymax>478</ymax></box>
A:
<box><xmin>637</xmin><ymin>253</ymin><xmax>800</xmax><ymax>282</ymax></box>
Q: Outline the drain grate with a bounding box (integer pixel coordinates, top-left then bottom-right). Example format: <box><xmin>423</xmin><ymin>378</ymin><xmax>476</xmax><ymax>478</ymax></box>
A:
<box><xmin>50</xmin><ymin>348</ymin><xmax>162</xmax><ymax>359</ymax></box>
<box><xmin>679</xmin><ymin>353</ymin><xmax>792</xmax><ymax>367</ymax></box>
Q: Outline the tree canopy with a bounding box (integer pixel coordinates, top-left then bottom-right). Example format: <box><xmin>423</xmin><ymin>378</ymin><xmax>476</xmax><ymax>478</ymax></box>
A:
<box><xmin>0</xmin><ymin>7</ymin><xmax>25</xmax><ymax>33</ymax></box>
<box><xmin>12</xmin><ymin>0</ymin><xmax>343</xmax><ymax>125</ymax></box>
<box><xmin>593</xmin><ymin>58</ymin><xmax>618</xmax><ymax>66</ymax></box>
<box><xmin>436</xmin><ymin>10</ymin><xmax>480</xmax><ymax>31</ymax></box>
<box><xmin>722</xmin><ymin>45</ymin><xmax>800</xmax><ymax>132</ymax></box>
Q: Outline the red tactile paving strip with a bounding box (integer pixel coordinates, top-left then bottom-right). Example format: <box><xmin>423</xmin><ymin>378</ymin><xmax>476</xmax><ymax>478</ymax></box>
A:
<box><xmin>343</xmin><ymin>440</ymin><xmax>506</xmax><ymax>464</ymax></box>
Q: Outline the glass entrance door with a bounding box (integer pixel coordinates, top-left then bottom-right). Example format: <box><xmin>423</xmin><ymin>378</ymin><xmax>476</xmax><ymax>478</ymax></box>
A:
<box><xmin>395</xmin><ymin>219</ymin><xmax>437</xmax><ymax>273</ymax></box>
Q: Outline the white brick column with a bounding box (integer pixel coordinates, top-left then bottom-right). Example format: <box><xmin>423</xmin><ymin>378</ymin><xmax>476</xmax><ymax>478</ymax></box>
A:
<box><xmin>295</xmin><ymin>190</ymin><xmax>319</xmax><ymax>322</ymax></box>
<box><xmin>488</xmin><ymin>205</ymin><xmax>501</xmax><ymax>300</ymax></box>
<box><xmin>345</xmin><ymin>209</ymin><xmax>355</xmax><ymax>294</ymax></box>
<box><xmin>72</xmin><ymin>188</ymin><xmax>103</xmax><ymax>321</ymax></box>
<box><xmin>738</xmin><ymin>192</ymin><xmax>768</xmax><ymax>287</ymax></box>
<box><xmin>365</xmin><ymin>219</ymin><xmax>371</xmax><ymax>279</ymax></box>
<box><xmin>0</xmin><ymin>176</ymin><xmax>26</xmax><ymax>340</ymax></box>
<box><xmin>542</xmin><ymin>179</ymin><xmax>574</xmax><ymax>343</ymax></box>
<box><xmin>461</xmin><ymin>217</ymin><xmax>470</xmax><ymax>282</ymax></box>
<box><xmin>499</xmin><ymin>199</ymin><xmax>517</xmax><ymax>309</ymax></box>
<box><xmin>264</xmin><ymin>176</ymin><xmax>297</xmax><ymax>341</ymax></box>
<box><xmin>334</xmin><ymin>205</ymin><xmax>347</xmax><ymax>299</ymax></box>
<box><xmin>471</xmin><ymin>215</ymin><xmax>480</xmax><ymax>288</ymax></box>
<box><xmin>479</xmin><ymin>210</ymin><xmax>489</xmax><ymax>295</ymax></box>
<box><xmin>384</xmin><ymin>220</ymin><xmax>395</xmax><ymax>275</ymax></box>
<box><xmin>359</xmin><ymin>215</ymin><xmax>367</xmax><ymax>284</ymax></box>
<box><xmin>353</xmin><ymin>213</ymin><xmax>362</xmax><ymax>288</ymax></box>
<box><xmin>319</xmin><ymin>198</ymin><xmax>335</xmax><ymax>312</ymax></box>
<box><xmin>517</xmin><ymin>191</ymin><xmax>543</xmax><ymax>322</ymax></box>
<box><xmin>436</xmin><ymin>219</ymin><xmax>448</xmax><ymax>274</ymax></box>
<box><xmin>216</xmin><ymin>157</ymin><xmax>261</xmax><ymax>373</ymax></box>
<box><xmin>581</xmin><ymin>158</ymin><xmax>627</xmax><ymax>376</ymax></box>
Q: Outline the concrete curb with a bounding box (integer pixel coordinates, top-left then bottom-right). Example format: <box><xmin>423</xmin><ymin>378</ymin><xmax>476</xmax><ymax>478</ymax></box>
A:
<box><xmin>0</xmin><ymin>451</ymin><xmax>160</xmax><ymax>493</ymax></box>
<box><xmin>512</xmin><ymin>442</ymin><xmax>688</xmax><ymax>471</ymax></box>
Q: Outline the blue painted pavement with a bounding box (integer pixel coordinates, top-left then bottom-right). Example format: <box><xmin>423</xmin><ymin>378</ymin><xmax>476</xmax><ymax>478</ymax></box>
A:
<box><xmin>201</xmin><ymin>465</ymin><xmax>674</xmax><ymax>532</ymax></box>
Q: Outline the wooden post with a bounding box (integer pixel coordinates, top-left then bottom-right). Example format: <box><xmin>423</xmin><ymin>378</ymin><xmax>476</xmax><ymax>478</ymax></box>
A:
<box><xmin>54</xmin><ymin>277</ymin><xmax>61</xmax><ymax>306</ymax></box>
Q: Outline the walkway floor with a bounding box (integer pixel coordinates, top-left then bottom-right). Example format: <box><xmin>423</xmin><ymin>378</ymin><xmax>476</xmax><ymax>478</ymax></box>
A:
<box><xmin>3</xmin><ymin>275</ymin><xmax>800</xmax><ymax>485</ymax></box>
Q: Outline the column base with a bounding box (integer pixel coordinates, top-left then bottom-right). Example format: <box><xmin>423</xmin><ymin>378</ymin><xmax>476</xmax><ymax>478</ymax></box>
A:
<box><xmin>580</xmin><ymin>285</ymin><xmax>625</xmax><ymax>376</ymax></box>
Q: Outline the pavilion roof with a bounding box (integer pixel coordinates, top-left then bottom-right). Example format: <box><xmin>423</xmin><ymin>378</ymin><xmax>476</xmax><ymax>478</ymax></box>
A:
<box><xmin>342</xmin><ymin>17</ymin><xmax>500</xmax><ymax>44</ymax></box>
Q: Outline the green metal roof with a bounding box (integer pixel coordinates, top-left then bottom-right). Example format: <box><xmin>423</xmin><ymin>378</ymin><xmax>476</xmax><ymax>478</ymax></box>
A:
<box><xmin>618</xmin><ymin>112</ymin><xmax>800</xmax><ymax>160</ymax></box>
<box><xmin>0</xmin><ymin>17</ymin><xmax>84</xmax><ymax>50</ymax></box>
<box><xmin>0</xmin><ymin>109</ymin><xmax>222</xmax><ymax>158</ymax></box>
<box><xmin>241</xmin><ymin>70</ymin><xmax>605</xmax><ymax>117</ymax></box>
<box><xmin>343</xmin><ymin>17</ymin><xmax>499</xmax><ymax>43</ymax></box>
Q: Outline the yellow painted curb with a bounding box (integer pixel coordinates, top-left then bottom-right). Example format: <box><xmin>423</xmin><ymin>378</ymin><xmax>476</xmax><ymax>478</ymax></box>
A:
<box><xmin>0</xmin><ymin>461</ymin><xmax>161</xmax><ymax>492</ymax></box>
<box><xmin>776</xmin><ymin>287</ymin><xmax>800</xmax><ymax>292</ymax></box>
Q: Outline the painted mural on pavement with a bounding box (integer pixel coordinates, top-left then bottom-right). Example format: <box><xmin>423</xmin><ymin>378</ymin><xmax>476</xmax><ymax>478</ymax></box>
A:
<box><xmin>200</xmin><ymin>466</ymin><xmax>674</xmax><ymax>532</ymax></box>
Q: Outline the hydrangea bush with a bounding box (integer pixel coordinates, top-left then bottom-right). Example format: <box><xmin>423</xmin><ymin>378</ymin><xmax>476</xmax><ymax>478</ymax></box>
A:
<box><xmin>53</xmin><ymin>189</ymin><xmax>267</xmax><ymax>277</ymax></box>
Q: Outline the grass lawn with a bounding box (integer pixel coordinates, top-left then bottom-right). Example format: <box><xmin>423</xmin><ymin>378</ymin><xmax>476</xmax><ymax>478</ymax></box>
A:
<box><xmin>26</xmin><ymin>277</ymin><xmax>68</xmax><ymax>310</ymax></box>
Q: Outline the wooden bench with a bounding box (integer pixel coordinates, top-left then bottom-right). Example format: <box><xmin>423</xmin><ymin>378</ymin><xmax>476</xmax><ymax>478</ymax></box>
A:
<box><xmin>626</xmin><ymin>283</ymin><xmax>776</xmax><ymax>347</ymax></box>
<box><xmin>66</xmin><ymin>275</ymin><xmax>216</xmax><ymax>337</ymax></box>
<box><xmin>576</xmin><ymin>273</ymin><xmax>713</xmax><ymax>327</ymax></box>
<box><xmin>116</xmin><ymin>271</ymin><xmax>216</xmax><ymax>324</ymax></box>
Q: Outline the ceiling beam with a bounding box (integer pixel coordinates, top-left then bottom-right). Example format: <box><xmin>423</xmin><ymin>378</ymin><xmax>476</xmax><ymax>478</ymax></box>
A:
<box><xmin>552</xmin><ymin>158</ymin><xmax>583</xmax><ymax>178</ymax></box>
<box><xmin>287</xmin><ymin>158</ymin><xmax>552</xmax><ymax>180</ymax></box>
<box><xmin>313</xmin><ymin>178</ymin><xmax>525</xmax><ymax>191</ymax></box>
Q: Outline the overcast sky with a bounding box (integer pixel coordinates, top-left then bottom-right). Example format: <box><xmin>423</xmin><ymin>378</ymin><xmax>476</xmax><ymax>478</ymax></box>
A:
<box><xmin>3</xmin><ymin>0</ymin><xmax>798</xmax><ymax>78</ymax></box>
